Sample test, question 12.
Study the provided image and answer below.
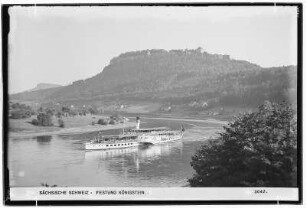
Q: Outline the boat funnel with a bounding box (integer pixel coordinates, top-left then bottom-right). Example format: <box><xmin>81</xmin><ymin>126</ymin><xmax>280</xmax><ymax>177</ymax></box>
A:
<box><xmin>136</xmin><ymin>116</ymin><xmax>140</xmax><ymax>130</ymax></box>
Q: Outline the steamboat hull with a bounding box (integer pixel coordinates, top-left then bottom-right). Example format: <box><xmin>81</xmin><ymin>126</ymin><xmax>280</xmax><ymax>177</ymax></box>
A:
<box><xmin>85</xmin><ymin>141</ymin><xmax>139</xmax><ymax>150</ymax></box>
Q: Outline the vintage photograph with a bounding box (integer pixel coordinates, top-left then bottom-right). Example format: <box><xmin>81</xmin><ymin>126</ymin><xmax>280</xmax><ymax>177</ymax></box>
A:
<box><xmin>4</xmin><ymin>3</ymin><xmax>301</xmax><ymax>203</ymax></box>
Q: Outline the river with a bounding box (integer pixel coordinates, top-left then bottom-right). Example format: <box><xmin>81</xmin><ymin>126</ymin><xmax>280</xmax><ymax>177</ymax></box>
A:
<box><xmin>8</xmin><ymin>118</ymin><xmax>224</xmax><ymax>187</ymax></box>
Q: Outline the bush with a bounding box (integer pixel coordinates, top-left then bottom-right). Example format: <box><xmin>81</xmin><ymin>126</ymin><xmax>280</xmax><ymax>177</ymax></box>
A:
<box><xmin>188</xmin><ymin>101</ymin><xmax>297</xmax><ymax>187</ymax></box>
<box><xmin>10</xmin><ymin>102</ymin><xmax>35</xmax><ymax>118</ymax></box>
<box><xmin>97</xmin><ymin>119</ymin><xmax>108</xmax><ymax>125</ymax></box>
<box><xmin>31</xmin><ymin>119</ymin><xmax>38</xmax><ymax>126</ymax></box>
<box><xmin>58</xmin><ymin>119</ymin><xmax>65</xmax><ymax>128</ymax></box>
<box><xmin>56</xmin><ymin>112</ymin><xmax>63</xmax><ymax>118</ymax></box>
<box><xmin>88</xmin><ymin>107</ymin><xmax>99</xmax><ymax>115</ymax></box>
<box><xmin>10</xmin><ymin>110</ymin><xmax>32</xmax><ymax>119</ymax></box>
<box><xmin>46</xmin><ymin>108</ymin><xmax>54</xmax><ymax>116</ymax></box>
<box><xmin>110</xmin><ymin>114</ymin><xmax>121</xmax><ymax>121</ymax></box>
<box><xmin>37</xmin><ymin>113</ymin><xmax>53</xmax><ymax>126</ymax></box>
<box><xmin>70</xmin><ymin>111</ymin><xmax>77</xmax><ymax>117</ymax></box>
<box><xmin>109</xmin><ymin>119</ymin><xmax>115</xmax><ymax>125</ymax></box>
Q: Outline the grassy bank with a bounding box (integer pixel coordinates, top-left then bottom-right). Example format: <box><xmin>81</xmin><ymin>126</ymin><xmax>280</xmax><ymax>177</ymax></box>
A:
<box><xmin>9</xmin><ymin>114</ymin><xmax>136</xmax><ymax>138</ymax></box>
<box><xmin>9</xmin><ymin>113</ymin><xmax>229</xmax><ymax>139</ymax></box>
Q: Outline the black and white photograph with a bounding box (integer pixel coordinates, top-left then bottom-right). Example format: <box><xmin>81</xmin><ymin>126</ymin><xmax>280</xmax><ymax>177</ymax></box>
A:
<box><xmin>2</xmin><ymin>3</ymin><xmax>302</xmax><ymax>205</ymax></box>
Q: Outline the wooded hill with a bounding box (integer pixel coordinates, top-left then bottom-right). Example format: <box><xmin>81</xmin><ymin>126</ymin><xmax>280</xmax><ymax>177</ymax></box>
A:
<box><xmin>10</xmin><ymin>48</ymin><xmax>297</xmax><ymax>110</ymax></box>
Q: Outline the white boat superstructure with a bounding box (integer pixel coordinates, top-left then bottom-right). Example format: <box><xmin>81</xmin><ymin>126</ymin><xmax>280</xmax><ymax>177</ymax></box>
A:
<box><xmin>85</xmin><ymin>134</ymin><xmax>139</xmax><ymax>150</ymax></box>
<box><xmin>138</xmin><ymin>130</ymin><xmax>184</xmax><ymax>145</ymax></box>
<box><xmin>125</xmin><ymin>127</ymin><xmax>171</xmax><ymax>135</ymax></box>
<box><xmin>124</xmin><ymin>117</ymin><xmax>184</xmax><ymax>145</ymax></box>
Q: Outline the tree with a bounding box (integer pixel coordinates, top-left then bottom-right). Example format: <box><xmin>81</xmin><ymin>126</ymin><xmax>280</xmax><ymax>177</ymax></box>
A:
<box><xmin>88</xmin><ymin>106</ymin><xmax>98</xmax><ymax>115</ymax></box>
<box><xmin>38</xmin><ymin>107</ymin><xmax>44</xmax><ymax>113</ymax></box>
<box><xmin>189</xmin><ymin>101</ymin><xmax>297</xmax><ymax>187</ymax></box>
<box><xmin>61</xmin><ymin>106</ymin><xmax>70</xmax><ymax>117</ymax></box>
<box><xmin>31</xmin><ymin>118</ymin><xmax>38</xmax><ymax>126</ymax></box>
<box><xmin>56</xmin><ymin>111</ymin><xmax>63</xmax><ymax>118</ymax></box>
<box><xmin>58</xmin><ymin>119</ymin><xmax>65</xmax><ymax>128</ymax></box>
<box><xmin>46</xmin><ymin>108</ymin><xmax>54</xmax><ymax>116</ymax></box>
<box><xmin>110</xmin><ymin>114</ymin><xmax>121</xmax><ymax>121</ymax></box>
<box><xmin>97</xmin><ymin>119</ymin><xmax>108</xmax><ymax>125</ymax></box>
<box><xmin>10</xmin><ymin>110</ymin><xmax>32</xmax><ymax>119</ymax></box>
<box><xmin>9</xmin><ymin>102</ymin><xmax>34</xmax><ymax>119</ymax></box>
<box><xmin>37</xmin><ymin>113</ymin><xmax>53</xmax><ymax>126</ymax></box>
<box><xmin>109</xmin><ymin>119</ymin><xmax>115</xmax><ymax>125</ymax></box>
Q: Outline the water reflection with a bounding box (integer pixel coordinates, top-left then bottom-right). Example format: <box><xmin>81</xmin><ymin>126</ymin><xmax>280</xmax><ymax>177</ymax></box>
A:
<box><xmin>84</xmin><ymin>141</ymin><xmax>184</xmax><ymax>180</ymax></box>
<box><xmin>84</xmin><ymin>146</ymin><xmax>139</xmax><ymax>160</ymax></box>
<box><xmin>34</xmin><ymin>135</ymin><xmax>52</xmax><ymax>145</ymax></box>
<box><xmin>84</xmin><ymin>140</ymin><xmax>183</xmax><ymax>162</ymax></box>
<box><xmin>137</xmin><ymin>141</ymin><xmax>183</xmax><ymax>160</ymax></box>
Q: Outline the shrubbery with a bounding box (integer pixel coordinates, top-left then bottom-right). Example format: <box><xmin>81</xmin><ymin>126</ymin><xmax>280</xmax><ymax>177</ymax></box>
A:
<box><xmin>58</xmin><ymin>119</ymin><xmax>65</xmax><ymax>128</ymax></box>
<box><xmin>31</xmin><ymin>119</ymin><xmax>38</xmax><ymax>126</ymax></box>
<box><xmin>109</xmin><ymin>119</ymin><xmax>115</xmax><ymax>125</ymax></box>
<box><xmin>10</xmin><ymin>110</ymin><xmax>32</xmax><ymax>119</ymax></box>
<box><xmin>37</xmin><ymin>113</ymin><xmax>53</xmax><ymax>126</ymax></box>
<box><xmin>88</xmin><ymin>106</ymin><xmax>99</xmax><ymax>115</ymax></box>
<box><xmin>9</xmin><ymin>102</ymin><xmax>34</xmax><ymax>119</ymax></box>
<box><xmin>110</xmin><ymin>114</ymin><xmax>121</xmax><ymax>121</ymax></box>
<box><xmin>97</xmin><ymin>119</ymin><xmax>108</xmax><ymax>125</ymax></box>
<box><xmin>189</xmin><ymin>101</ymin><xmax>297</xmax><ymax>187</ymax></box>
<box><xmin>97</xmin><ymin>118</ymin><xmax>116</xmax><ymax>125</ymax></box>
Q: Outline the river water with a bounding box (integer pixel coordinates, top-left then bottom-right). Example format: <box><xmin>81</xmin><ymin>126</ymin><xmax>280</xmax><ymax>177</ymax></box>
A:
<box><xmin>8</xmin><ymin>118</ymin><xmax>223</xmax><ymax>187</ymax></box>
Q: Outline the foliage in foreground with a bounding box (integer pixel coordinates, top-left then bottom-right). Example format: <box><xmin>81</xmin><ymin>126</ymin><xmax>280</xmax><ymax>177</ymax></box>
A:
<box><xmin>189</xmin><ymin>101</ymin><xmax>297</xmax><ymax>187</ymax></box>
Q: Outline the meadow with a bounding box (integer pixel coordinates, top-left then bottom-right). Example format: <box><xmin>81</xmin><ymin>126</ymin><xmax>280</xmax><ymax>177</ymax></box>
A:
<box><xmin>9</xmin><ymin>114</ymin><xmax>135</xmax><ymax>138</ymax></box>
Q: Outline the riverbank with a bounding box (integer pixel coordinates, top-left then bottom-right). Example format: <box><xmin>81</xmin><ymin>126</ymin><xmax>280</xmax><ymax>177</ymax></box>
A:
<box><xmin>9</xmin><ymin>114</ymin><xmax>228</xmax><ymax>139</ymax></box>
<box><xmin>9</xmin><ymin>114</ymin><xmax>136</xmax><ymax>138</ymax></box>
<box><xmin>9</xmin><ymin>122</ymin><xmax>136</xmax><ymax>138</ymax></box>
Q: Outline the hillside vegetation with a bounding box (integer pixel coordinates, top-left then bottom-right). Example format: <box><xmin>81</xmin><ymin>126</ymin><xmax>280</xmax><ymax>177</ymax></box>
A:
<box><xmin>10</xmin><ymin>48</ymin><xmax>297</xmax><ymax>113</ymax></box>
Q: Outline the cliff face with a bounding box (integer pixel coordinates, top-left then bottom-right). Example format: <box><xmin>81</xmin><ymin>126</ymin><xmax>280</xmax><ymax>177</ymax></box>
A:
<box><xmin>10</xmin><ymin>48</ymin><xmax>297</xmax><ymax>108</ymax></box>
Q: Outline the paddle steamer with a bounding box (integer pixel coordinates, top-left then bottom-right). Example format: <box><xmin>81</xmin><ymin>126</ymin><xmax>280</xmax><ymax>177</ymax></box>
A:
<box><xmin>85</xmin><ymin>117</ymin><xmax>184</xmax><ymax>150</ymax></box>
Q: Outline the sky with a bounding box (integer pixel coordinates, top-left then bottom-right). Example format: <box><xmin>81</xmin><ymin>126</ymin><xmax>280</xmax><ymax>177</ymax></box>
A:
<box><xmin>8</xmin><ymin>6</ymin><xmax>298</xmax><ymax>93</ymax></box>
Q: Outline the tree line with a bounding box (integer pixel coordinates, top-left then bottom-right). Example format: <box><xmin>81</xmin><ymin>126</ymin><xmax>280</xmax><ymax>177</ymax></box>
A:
<box><xmin>9</xmin><ymin>102</ymin><xmax>101</xmax><ymax>127</ymax></box>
